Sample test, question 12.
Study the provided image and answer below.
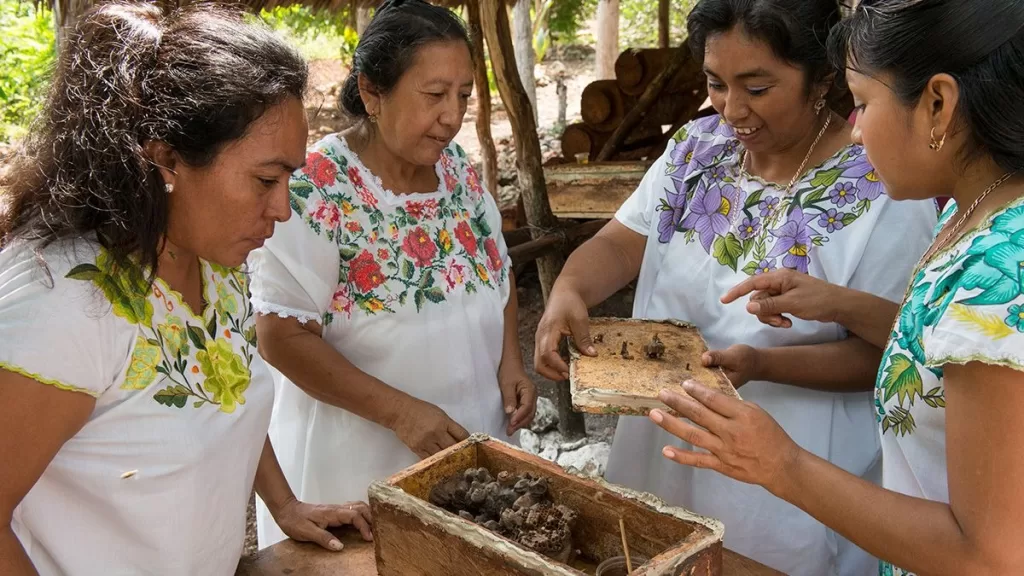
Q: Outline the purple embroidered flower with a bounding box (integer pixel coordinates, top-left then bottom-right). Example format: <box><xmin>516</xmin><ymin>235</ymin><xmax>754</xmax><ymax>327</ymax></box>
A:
<box><xmin>657</xmin><ymin>185</ymin><xmax>688</xmax><ymax>243</ymax></box>
<box><xmin>759</xmin><ymin>196</ymin><xmax>780</xmax><ymax>218</ymax></box>
<box><xmin>738</xmin><ymin>216</ymin><xmax>761</xmax><ymax>240</ymax></box>
<box><xmin>843</xmin><ymin>160</ymin><xmax>884</xmax><ymax>201</ymax></box>
<box><xmin>754</xmin><ymin>259</ymin><xmax>777</xmax><ymax>275</ymax></box>
<box><xmin>767</xmin><ymin>209</ymin><xmax>816</xmax><ymax>273</ymax></box>
<box><xmin>829</xmin><ymin>182</ymin><xmax>856</xmax><ymax>207</ymax></box>
<box><xmin>707</xmin><ymin>165</ymin><xmax>728</xmax><ymax>183</ymax></box>
<box><xmin>680</xmin><ymin>181</ymin><xmax>739</xmax><ymax>252</ymax></box>
<box><xmin>818</xmin><ymin>208</ymin><xmax>845</xmax><ymax>233</ymax></box>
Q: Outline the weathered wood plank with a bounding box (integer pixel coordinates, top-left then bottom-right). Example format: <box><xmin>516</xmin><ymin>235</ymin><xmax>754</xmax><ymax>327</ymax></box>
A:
<box><xmin>544</xmin><ymin>162</ymin><xmax>648</xmax><ymax>219</ymax></box>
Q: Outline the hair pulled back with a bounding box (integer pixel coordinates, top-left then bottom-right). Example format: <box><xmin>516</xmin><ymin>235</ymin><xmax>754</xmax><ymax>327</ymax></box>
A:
<box><xmin>339</xmin><ymin>0</ymin><xmax>470</xmax><ymax>119</ymax></box>
<box><xmin>0</xmin><ymin>2</ymin><xmax>308</xmax><ymax>276</ymax></box>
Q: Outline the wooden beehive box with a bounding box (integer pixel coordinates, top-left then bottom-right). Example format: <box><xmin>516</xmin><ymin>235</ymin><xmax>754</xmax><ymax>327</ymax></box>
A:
<box><xmin>570</xmin><ymin>318</ymin><xmax>740</xmax><ymax>417</ymax></box>
<box><xmin>544</xmin><ymin>162</ymin><xmax>650</xmax><ymax>219</ymax></box>
<box><xmin>369</xmin><ymin>435</ymin><xmax>724</xmax><ymax>576</ymax></box>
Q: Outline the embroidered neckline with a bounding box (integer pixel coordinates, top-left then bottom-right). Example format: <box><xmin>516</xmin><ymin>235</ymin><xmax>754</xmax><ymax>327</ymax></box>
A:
<box><xmin>334</xmin><ymin>134</ymin><xmax>449</xmax><ymax>202</ymax></box>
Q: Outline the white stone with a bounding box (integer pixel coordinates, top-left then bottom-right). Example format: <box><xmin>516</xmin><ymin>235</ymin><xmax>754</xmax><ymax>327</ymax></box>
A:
<box><xmin>556</xmin><ymin>442</ymin><xmax>611</xmax><ymax>478</ymax></box>
<box><xmin>530</xmin><ymin>397</ymin><xmax>559</xmax><ymax>433</ymax></box>
<box><xmin>538</xmin><ymin>446</ymin><xmax>559</xmax><ymax>462</ymax></box>
<box><xmin>559</xmin><ymin>438</ymin><xmax>587</xmax><ymax>452</ymax></box>
<box><xmin>519</xmin><ymin>429</ymin><xmax>541</xmax><ymax>455</ymax></box>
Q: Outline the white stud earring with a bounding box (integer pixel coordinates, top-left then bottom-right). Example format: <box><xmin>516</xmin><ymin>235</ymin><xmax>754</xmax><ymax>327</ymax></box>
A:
<box><xmin>165</xmin><ymin>183</ymin><xmax>174</xmax><ymax>194</ymax></box>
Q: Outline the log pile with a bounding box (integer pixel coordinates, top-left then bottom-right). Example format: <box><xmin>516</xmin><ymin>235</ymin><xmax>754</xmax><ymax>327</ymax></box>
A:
<box><xmin>559</xmin><ymin>46</ymin><xmax>708</xmax><ymax>163</ymax></box>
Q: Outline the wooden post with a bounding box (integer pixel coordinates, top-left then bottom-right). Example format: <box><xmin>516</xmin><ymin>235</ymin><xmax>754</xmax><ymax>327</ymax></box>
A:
<box><xmin>512</xmin><ymin>0</ymin><xmax>538</xmax><ymax>120</ymax></box>
<box><xmin>595</xmin><ymin>0</ymin><xmax>619</xmax><ymax>80</ymax></box>
<box><xmin>466</xmin><ymin>1</ymin><xmax>499</xmax><ymax>197</ymax></box>
<box><xmin>356</xmin><ymin>3</ymin><xmax>371</xmax><ymax>35</ymax></box>
<box><xmin>481</xmin><ymin>0</ymin><xmax>586</xmax><ymax>440</ymax></box>
<box><xmin>658</xmin><ymin>0</ymin><xmax>670</xmax><ymax>49</ymax></box>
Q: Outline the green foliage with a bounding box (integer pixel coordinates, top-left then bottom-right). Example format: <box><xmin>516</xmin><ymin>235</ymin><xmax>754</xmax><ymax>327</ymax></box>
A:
<box><xmin>256</xmin><ymin>4</ymin><xmax>358</xmax><ymax>62</ymax></box>
<box><xmin>620</xmin><ymin>0</ymin><xmax>699</xmax><ymax>49</ymax></box>
<box><xmin>0</xmin><ymin>0</ymin><xmax>56</xmax><ymax>144</ymax></box>
<box><xmin>548</xmin><ymin>0</ymin><xmax>596</xmax><ymax>45</ymax></box>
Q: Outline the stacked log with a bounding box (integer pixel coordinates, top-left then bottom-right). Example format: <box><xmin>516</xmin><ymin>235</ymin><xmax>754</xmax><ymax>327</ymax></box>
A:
<box><xmin>559</xmin><ymin>46</ymin><xmax>707</xmax><ymax>163</ymax></box>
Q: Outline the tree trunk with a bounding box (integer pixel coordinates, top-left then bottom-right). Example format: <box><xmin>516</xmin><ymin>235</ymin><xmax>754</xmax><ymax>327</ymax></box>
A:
<box><xmin>356</xmin><ymin>4</ymin><xmax>371</xmax><ymax>35</ymax></box>
<box><xmin>658</xmin><ymin>0</ymin><xmax>671</xmax><ymax>49</ymax></box>
<box><xmin>53</xmin><ymin>0</ymin><xmax>91</xmax><ymax>53</ymax></box>
<box><xmin>466</xmin><ymin>1</ymin><xmax>499</xmax><ymax>198</ymax></box>
<box><xmin>595</xmin><ymin>0</ymin><xmax>620</xmax><ymax>80</ymax></box>
<box><xmin>512</xmin><ymin>0</ymin><xmax>538</xmax><ymax>121</ymax></box>
<box><xmin>556</xmin><ymin>78</ymin><xmax>567</xmax><ymax>127</ymax></box>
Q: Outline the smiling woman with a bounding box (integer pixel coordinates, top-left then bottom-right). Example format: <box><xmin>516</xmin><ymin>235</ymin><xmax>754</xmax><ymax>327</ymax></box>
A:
<box><xmin>247</xmin><ymin>0</ymin><xmax>538</xmax><ymax>550</ymax></box>
<box><xmin>532</xmin><ymin>0</ymin><xmax>940</xmax><ymax>574</ymax></box>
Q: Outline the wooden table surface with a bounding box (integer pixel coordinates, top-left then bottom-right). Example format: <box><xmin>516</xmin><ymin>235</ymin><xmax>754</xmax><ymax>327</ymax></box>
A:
<box><xmin>236</xmin><ymin>527</ymin><xmax>784</xmax><ymax>576</ymax></box>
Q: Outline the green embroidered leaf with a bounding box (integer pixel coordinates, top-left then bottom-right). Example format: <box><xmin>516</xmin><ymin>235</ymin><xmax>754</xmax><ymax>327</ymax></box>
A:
<box><xmin>809</xmin><ymin>167</ymin><xmax>844</xmax><ymax>189</ymax></box>
<box><xmin>423</xmin><ymin>287</ymin><xmax>445</xmax><ymax>303</ymax></box>
<box><xmin>414</xmin><ymin>289</ymin><xmax>426</xmax><ymax>312</ymax></box>
<box><xmin>194</xmin><ymin>400</ymin><xmax>205</xmax><ymax>408</ymax></box>
<box><xmin>841</xmin><ymin>213</ymin><xmax>858</xmax><ymax>227</ymax></box>
<box><xmin>419</xmin><ymin>270</ymin><xmax>435</xmax><ymax>289</ymax></box>
<box><xmin>741</xmin><ymin>261</ymin><xmax>760</xmax><ymax>276</ymax></box>
<box><xmin>471</xmin><ymin>213</ymin><xmax>491</xmax><ymax>238</ymax></box>
<box><xmin>812</xmin><ymin>237</ymin><xmax>825</xmax><ymax>246</ymax></box>
<box><xmin>147</xmin><ymin>338</ymin><xmax>161</xmax><ymax>347</ymax></box>
<box><xmin>65</xmin><ymin>263</ymin><xmax>102</xmax><ymax>281</ymax></box>
<box><xmin>243</xmin><ymin>325</ymin><xmax>258</xmax><ymax>347</ymax></box>
<box><xmin>885</xmin><ymin>406</ymin><xmax>916</xmax><ymax>436</ymax></box>
<box><xmin>753</xmin><ymin>240</ymin><xmax>767</xmax><ymax>262</ymax></box>
<box><xmin>206</xmin><ymin>315</ymin><xmax>218</xmax><ymax>339</ymax></box>
<box><xmin>291</xmin><ymin>181</ymin><xmax>315</xmax><ymax>199</ymax></box>
<box><xmin>386</xmin><ymin>261</ymin><xmax>399</xmax><ymax>272</ymax></box>
<box><xmin>401</xmin><ymin>260</ymin><xmax>415</xmax><ymax>280</ymax></box>
<box><xmin>741</xmin><ymin>238</ymin><xmax>754</xmax><ymax>256</ymax></box>
<box><xmin>339</xmin><ymin>245</ymin><xmax>359</xmax><ymax>262</ymax></box>
<box><xmin>156</xmin><ymin>364</ymin><xmax>170</xmax><ymax>376</ymax></box>
<box><xmin>881</xmin><ymin>353</ymin><xmax>923</xmax><ymax>406</ymax></box>
<box><xmin>712</xmin><ymin>233</ymin><xmax>744</xmax><ymax>271</ymax></box>
<box><xmin>187</xmin><ymin>326</ymin><xmax>207</xmax><ymax>352</ymax></box>
<box><xmin>153</xmin><ymin>385</ymin><xmax>190</xmax><ymax>409</ymax></box>
<box><xmin>743</xmin><ymin>190</ymin><xmax>764</xmax><ymax>209</ymax></box>
<box><xmin>290</xmin><ymin>197</ymin><xmax>306</xmax><ymax>214</ymax></box>
<box><xmin>465</xmin><ymin>281</ymin><xmax>477</xmax><ymax>294</ymax></box>
<box><xmin>398</xmin><ymin>291</ymin><xmax>409</xmax><ymax>306</ymax></box>
<box><xmin>802</xmin><ymin>187</ymin><xmax>827</xmax><ymax>205</ymax></box>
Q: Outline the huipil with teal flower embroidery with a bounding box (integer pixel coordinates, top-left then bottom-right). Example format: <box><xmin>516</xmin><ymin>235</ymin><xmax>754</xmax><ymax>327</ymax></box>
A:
<box><xmin>0</xmin><ymin>239</ymin><xmax>275</xmax><ymax>575</ymax></box>
<box><xmin>248</xmin><ymin>135</ymin><xmax>515</xmax><ymax>549</ymax></box>
<box><xmin>876</xmin><ymin>196</ymin><xmax>1024</xmax><ymax>576</ymax></box>
<box><xmin>605</xmin><ymin>114</ymin><xmax>941</xmax><ymax>576</ymax></box>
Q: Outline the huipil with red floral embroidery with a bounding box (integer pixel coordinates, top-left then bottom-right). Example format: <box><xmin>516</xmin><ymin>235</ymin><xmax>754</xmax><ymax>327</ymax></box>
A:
<box><xmin>249</xmin><ymin>134</ymin><xmax>514</xmax><ymax>549</ymax></box>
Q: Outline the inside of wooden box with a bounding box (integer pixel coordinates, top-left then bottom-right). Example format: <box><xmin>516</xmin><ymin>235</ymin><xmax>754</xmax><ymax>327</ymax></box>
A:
<box><xmin>394</xmin><ymin>441</ymin><xmax>706</xmax><ymax>574</ymax></box>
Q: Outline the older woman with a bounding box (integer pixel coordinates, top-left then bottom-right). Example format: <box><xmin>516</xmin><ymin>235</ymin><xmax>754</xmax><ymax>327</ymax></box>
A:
<box><xmin>534</xmin><ymin>0</ymin><xmax>939</xmax><ymax>574</ymax></box>
<box><xmin>250</xmin><ymin>0</ymin><xmax>536</xmax><ymax>548</ymax></box>
<box><xmin>650</xmin><ymin>1</ymin><xmax>1024</xmax><ymax>574</ymax></box>
<box><xmin>0</xmin><ymin>5</ymin><xmax>370</xmax><ymax>575</ymax></box>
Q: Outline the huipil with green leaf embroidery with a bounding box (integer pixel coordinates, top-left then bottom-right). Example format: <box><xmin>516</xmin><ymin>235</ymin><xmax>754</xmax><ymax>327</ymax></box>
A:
<box><xmin>875</xmin><ymin>197</ymin><xmax>1024</xmax><ymax>576</ymax></box>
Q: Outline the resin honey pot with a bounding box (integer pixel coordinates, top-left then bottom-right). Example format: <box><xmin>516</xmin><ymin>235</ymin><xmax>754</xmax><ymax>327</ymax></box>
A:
<box><xmin>368</xmin><ymin>434</ymin><xmax>725</xmax><ymax>576</ymax></box>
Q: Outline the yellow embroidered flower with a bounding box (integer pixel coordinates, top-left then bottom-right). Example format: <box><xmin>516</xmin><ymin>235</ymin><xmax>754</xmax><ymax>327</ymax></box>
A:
<box><xmin>364</xmin><ymin>298</ymin><xmax>385</xmax><ymax>312</ymax></box>
<box><xmin>474</xmin><ymin>263</ymin><xmax>490</xmax><ymax>283</ymax></box>
<box><xmin>341</xmin><ymin>200</ymin><xmax>355</xmax><ymax>215</ymax></box>
<box><xmin>196</xmin><ymin>338</ymin><xmax>250</xmax><ymax>413</ymax></box>
<box><xmin>123</xmin><ymin>336</ymin><xmax>162</xmax><ymax>390</ymax></box>
<box><xmin>66</xmin><ymin>250</ymin><xmax>153</xmax><ymax>325</ymax></box>
<box><xmin>214</xmin><ymin>281</ymin><xmax>239</xmax><ymax>322</ymax></box>
<box><xmin>437</xmin><ymin>229</ymin><xmax>453</xmax><ymax>254</ymax></box>
<box><xmin>157</xmin><ymin>315</ymin><xmax>188</xmax><ymax>359</ymax></box>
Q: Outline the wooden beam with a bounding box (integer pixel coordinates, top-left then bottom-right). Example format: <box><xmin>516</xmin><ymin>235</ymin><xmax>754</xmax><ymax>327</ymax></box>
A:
<box><xmin>480</xmin><ymin>0</ymin><xmax>563</xmax><ymax>303</ymax></box>
<box><xmin>512</xmin><ymin>0</ymin><xmax>538</xmax><ymax>120</ymax></box>
<box><xmin>466</xmin><ymin>0</ymin><xmax>499</xmax><ymax>197</ymax></box>
<box><xmin>596</xmin><ymin>43</ymin><xmax>692</xmax><ymax>162</ymax></box>
<box><xmin>595</xmin><ymin>0</ymin><xmax>620</xmax><ymax>80</ymax></box>
<box><xmin>507</xmin><ymin>220</ymin><xmax>608</xmax><ymax>265</ymax></box>
<box><xmin>658</xmin><ymin>0</ymin><xmax>670</xmax><ymax>49</ymax></box>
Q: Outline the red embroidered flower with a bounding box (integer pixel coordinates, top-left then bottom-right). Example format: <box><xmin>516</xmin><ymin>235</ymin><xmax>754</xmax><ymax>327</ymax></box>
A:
<box><xmin>422</xmin><ymin>198</ymin><xmax>439</xmax><ymax>219</ymax></box>
<box><xmin>455</xmin><ymin>221</ymin><xmax>477</xmax><ymax>257</ymax></box>
<box><xmin>330</xmin><ymin>285</ymin><xmax>353</xmax><ymax>316</ymax></box>
<box><xmin>443</xmin><ymin>259</ymin><xmax>466</xmax><ymax>290</ymax></box>
<box><xmin>310</xmin><ymin>199</ymin><xmax>341</xmax><ymax>230</ymax></box>
<box><xmin>348</xmin><ymin>166</ymin><xmax>378</xmax><ymax>209</ymax></box>
<box><xmin>484</xmin><ymin>238</ymin><xmax>503</xmax><ymax>271</ymax></box>
<box><xmin>303</xmin><ymin>152</ymin><xmax>337</xmax><ymax>188</ymax></box>
<box><xmin>444</xmin><ymin>171</ymin><xmax>459</xmax><ymax>194</ymax></box>
<box><xmin>349</xmin><ymin>250</ymin><xmax>385</xmax><ymax>293</ymax></box>
<box><xmin>402</xmin><ymin>226</ymin><xmax>437</xmax><ymax>267</ymax></box>
<box><xmin>466</xmin><ymin>165</ymin><xmax>484</xmax><ymax>197</ymax></box>
<box><xmin>377</xmin><ymin>248</ymin><xmax>390</xmax><ymax>260</ymax></box>
<box><xmin>406</xmin><ymin>201</ymin><xmax>425</xmax><ymax>220</ymax></box>
<box><xmin>345</xmin><ymin>221</ymin><xmax>362</xmax><ymax>234</ymax></box>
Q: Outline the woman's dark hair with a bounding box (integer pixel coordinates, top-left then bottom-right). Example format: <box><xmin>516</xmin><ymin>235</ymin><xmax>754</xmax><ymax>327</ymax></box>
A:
<box><xmin>340</xmin><ymin>0</ymin><xmax>470</xmax><ymax>118</ymax></box>
<box><xmin>687</xmin><ymin>0</ymin><xmax>844</xmax><ymax>103</ymax></box>
<box><xmin>0</xmin><ymin>2</ymin><xmax>308</xmax><ymax>277</ymax></box>
<box><xmin>829</xmin><ymin>0</ymin><xmax>1024</xmax><ymax>172</ymax></box>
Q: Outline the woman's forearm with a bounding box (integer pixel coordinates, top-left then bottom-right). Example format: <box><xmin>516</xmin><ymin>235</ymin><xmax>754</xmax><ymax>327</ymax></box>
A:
<box><xmin>0</xmin><ymin>527</ymin><xmax>37</xmax><ymax>576</ymax></box>
<box><xmin>754</xmin><ymin>336</ymin><xmax>881</xmax><ymax>393</ymax></box>
<box><xmin>255</xmin><ymin>316</ymin><xmax>412</xmax><ymax>430</ymax></box>
<box><xmin>833</xmin><ymin>288</ymin><xmax>901</xmax><ymax>348</ymax></box>
<box><xmin>553</xmin><ymin>221</ymin><xmax>645</xmax><ymax>306</ymax></box>
<box><xmin>498</xmin><ymin>273</ymin><xmax>524</xmax><ymax>377</ymax></box>
<box><xmin>253</xmin><ymin>437</ymin><xmax>295</xmax><ymax>517</ymax></box>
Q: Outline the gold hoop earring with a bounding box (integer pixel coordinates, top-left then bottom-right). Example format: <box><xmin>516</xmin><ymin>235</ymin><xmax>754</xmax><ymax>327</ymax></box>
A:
<box><xmin>929</xmin><ymin>127</ymin><xmax>947</xmax><ymax>151</ymax></box>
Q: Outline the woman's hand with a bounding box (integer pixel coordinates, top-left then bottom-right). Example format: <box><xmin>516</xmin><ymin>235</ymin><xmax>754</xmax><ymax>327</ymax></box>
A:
<box><xmin>390</xmin><ymin>398</ymin><xmax>470</xmax><ymax>459</ymax></box>
<box><xmin>721</xmin><ymin>269</ymin><xmax>841</xmax><ymax>329</ymax></box>
<box><xmin>702</xmin><ymin>344</ymin><xmax>760</xmax><ymax>388</ymax></box>
<box><xmin>499</xmin><ymin>368</ymin><xmax>538</xmax><ymax>436</ymax></box>
<box><xmin>273</xmin><ymin>498</ymin><xmax>373</xmax><ymax>551</ymax></box>
<box><xmin>534</xmin><ymin>289</ymin><xmax>594</xmax><ymax>381</ymax></box>
<box><xmin>648</xmin><ymin>381</ymin><xmax>803</xmax><ymax>493</ymax></box>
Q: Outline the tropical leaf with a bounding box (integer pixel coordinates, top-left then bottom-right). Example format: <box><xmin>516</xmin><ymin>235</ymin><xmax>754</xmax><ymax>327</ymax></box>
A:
<box><xmin>841</xmin><ymin>213</ymin><xmax>858</xmax><ymax>226</ymax></box>
<box><xmin>65</xmin><ymin>263</ymin><xmax>101</xmax><ymax>281</ymax></box>
<box><xmin>741</xmin><ymin>261</ymin><xmax>760</xmax><ymax>276</ymax></box>
<box><xmin>809</xmin><ymin>167</ymin><xmax>844</xmax><ymax>189</ymax></box>
<box><xmin>880</xmin><ymin>353</ymin><xmax>923</xmax><ymax>406</ymax></box>
<box><xmin>187</xmin><ymin>326</ymin><xmax>207</xmax><ymax>351</ymax></box>
<box><xmin>884</xmin><ymin>406</ymin><xmax>916</xmax><ymax>436</ymax></box>
<box><xmin>712</xmin><ymin>233</ymin><xmax>744</xmax><ymax>271</ymax></box>
<box><xmin>153</xmin><ymin>385</ymin><xmax>190</xmax><ymax>409</ymax></box>
<box><xmin>206</xmin><ymin>315</ymin><xmax>218</xmax><ymax>339</ymax></box>
<box><xmin>802</xmin><ymin>187</ymin><xmax>827</xmax><ymax>205</ymax></box>
<box><xmin>743</xmin><ymin>189</ymin><xmax>764</xmax><ymax>209</ymax></box>
<box><xmin>947</xmin><ymin>303</ymin><xmax>1014</xmax><ymax>339</ymax></box>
